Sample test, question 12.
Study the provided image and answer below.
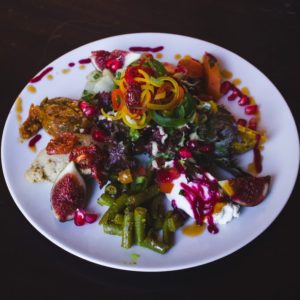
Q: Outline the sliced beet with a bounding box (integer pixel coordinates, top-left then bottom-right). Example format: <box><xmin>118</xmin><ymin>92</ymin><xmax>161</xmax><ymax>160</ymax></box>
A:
<box><xmin>228</xmin><ymin>175</ymin><xmax>271</xmax><ymax>206</ymax></box>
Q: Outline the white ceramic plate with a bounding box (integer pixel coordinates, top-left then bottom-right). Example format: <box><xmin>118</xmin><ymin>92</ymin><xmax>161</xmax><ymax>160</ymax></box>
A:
<box><xmin>2</xmin><ymin>33</ymin><xmax>299</xmax><ymax>271</ymax></box>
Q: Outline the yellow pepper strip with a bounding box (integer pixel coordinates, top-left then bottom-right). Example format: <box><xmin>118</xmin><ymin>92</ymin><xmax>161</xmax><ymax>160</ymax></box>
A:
<box><xmin>141</xmin><ymin>84</ymin><xmax>154</xmax><ymax>94</ymax></box>
<box><xmin>154</xmin><ymin>91</ymin><xmax>166</xmax><ymax>100</ymax></box>
<box><xmin>146</xmin><ymin>95</ymin><xmax>180</xmax><ymax>110</ymax></box>
<box><xmin>137</xmin><ymin>69</ymin><xmax>150</xmax><ymax>81</ymax></box>
<box><xmin>121</xmin><ymin>104</ymin><xmax>141</xmax><ymax>119</ymax></box>
<box><xmin>101</xmin><ymin>108</ymin><xmax>122</xmax><ymax>120</ymax></box>
<box><xmin>158</xmin><ymin>76</ymin><xmax>179</xmax><ymax>98</ymax></box>
<box><xmin>118</xmin><ymin>78</ymin><xmax>127</xmax><ymax>94</ymax></box>
<box><xmin>122</xmin><ymin>113</ymin><xmax>148</xmax><ymax>129</ymax></box>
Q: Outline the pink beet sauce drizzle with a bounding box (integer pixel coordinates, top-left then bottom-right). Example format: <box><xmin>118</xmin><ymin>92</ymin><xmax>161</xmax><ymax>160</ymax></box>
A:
<box><xmin>78</xmin><ymin>58</ymin><xmax>91</xmax><ymax>64</ymax></box>
<box><xmin>180</xmin><ymin>173</ymin><xmax>220</xmax><ymax>234</ymax></box>
<box><xmin>30</xmin><ymin>67</ymin><xmax>53</xmax><ymax>83</ymax></box>
<box><xmin>28</xmin><ymin>134</ymin><xmax>42</xmax><ymax>147</ymax></box>
<box><xmin>129</xmin><ymin>46</ymin><xmax>164</xmax><ymax>53</ymax></box>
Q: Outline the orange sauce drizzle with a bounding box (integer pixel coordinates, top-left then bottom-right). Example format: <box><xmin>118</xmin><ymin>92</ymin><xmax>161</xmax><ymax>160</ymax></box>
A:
<box><xmin>27</xmin><ymin>85</ymin><xmax>36</xmax><ymax>93</ymax></box>
<box><xmin>182</xmin><ymin>223</ymin><xmax>206</xmax><ymax>237</ymax></box>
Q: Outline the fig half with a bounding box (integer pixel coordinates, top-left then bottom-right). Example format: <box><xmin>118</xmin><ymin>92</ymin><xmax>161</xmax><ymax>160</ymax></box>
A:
<box><xmin>51</xmin><ymin>161</ymin><xmax>86</xmax><ymax>221</ymax></box>
<box><xmin>219</xmin><ymin>176</ymin><xmax>271</xmax><ymax>206</ymax></box>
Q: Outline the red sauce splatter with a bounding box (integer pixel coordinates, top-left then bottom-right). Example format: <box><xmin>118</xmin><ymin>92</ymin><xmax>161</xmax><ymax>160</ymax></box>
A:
<box><xmin>30</xmin><ymin>67</ymin><xmax>53</xmax><ymax>83</ymax></box>
<box><xmin>28</xmin><ymin>134</ymin><xmax>41</xmax><ymax>147</ymax></box>
<box><xmin>129</xmin><ymin>46</ymin><xmax>164</xmax><ymax>53</ymax></box>
<box><xmin>78</xmin><ymin>58</ymin><xmax>91</xmax><ymax>64</ymax></box>
<box><xmin>68</xmin><ymin>62</ymin><xmax>75</xmax><ymax>67</ymax></box>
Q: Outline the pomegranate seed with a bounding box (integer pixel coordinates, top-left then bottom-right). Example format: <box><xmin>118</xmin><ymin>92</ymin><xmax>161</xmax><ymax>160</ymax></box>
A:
<box><xmin>29</xmin><ymin>134</ymin><xmax>42</xmax><ymax>147</ymax></box>
<box><xmin>92</xmin><ymin>128</ymin><xmax>106</xmax><ymax>142</ymax></box>
<box><xmin>79</xmin><ymin>101</ymin><xmax>96</xmax><ymax>118</ymax></box>
<box><xmin>238</xmin><ymin>95</ymin><xmax>250</xmax><ymax>106</ymax></box>
<box><xmin>199</xmin><ymin>144</ymin><xmax>213</xmax><ymax>153</ymax></box>
<box><xmin>245</xmin><ymin>105</ymin><xmax>258</xmax><ymax>115</ymax></box>
<box><xmin>106</xmin><ymin>58</ymin><xmax>122</xmax><ymax>72</ymax></box>
<box><xmin>220</xmin><ymin>81</ymin><xmax>232</xmax><ymax>94</ymax></box>
<box><xmin>237</xmin><ymin>118</ymin><xmax>247</xmax><ymax>127</ymax></box>
<box><xmin>248</xmin><ymin>117</ymin><xmax>258</xmax><ymax>130</ymax></box>
<box><xmin>228</xmin><ymin>88</ymin><xmax>239</xmax><ymax>101</ymax></box>
<box><xmin>178</xmin><ymin>147</ymin><xmax>192</xmax><ymax>158</ymax></box>
<box><xmin>74</xmin><ymin>209</ymin><xmax>85</xmax><ymax>226</ymax></box>
<box><xmin>85</xmin><ymin>213</ymin><xmax>98</xmax><ymax>224</ymax></box>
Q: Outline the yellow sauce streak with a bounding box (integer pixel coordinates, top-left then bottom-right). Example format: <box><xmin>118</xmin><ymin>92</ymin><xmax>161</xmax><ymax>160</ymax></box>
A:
<box><xmin>241</xmin><ymin>87</ymin><xmax>250</xmax><ymax>96</ymax></box>
<box><xmin>221</xmin><ymin>69</ymin><xmax>233</xmax><ymax>79</ymax></box>
<box><xmin>232</xmin><ymin>78</ymin><xmax>241</xmax><ymax>85</ymax></box>
<box><xmin>183</xmin><ymin>54</ymin><xmax>191</xmax><ymax>59</ymax></box>
<box><xmin>249</xmin><ymin>96</ymin><xmax>256</xmax><ymax>105</ymax></box>
<box><xmin>79</xmin><ymin>65</ymin><xmax>86</xmax><ymax>70</ymax></box>
<box><xmin>15</xmin><ymin>97</ymin><xmax>22</xmax><ymax>113</ymax></box>
<box><xmin>29</xmin><ymin>145</ymin><xmax>37</xmax><ymax>153</ymax></box>
<box><xmin>156</xmin><ymin>53</ymin><xmax>163</xmax><ymax>59</ymax></box>
<box><xmin>182</xmin><ymin>223</ymin><xmax>206</xmax><ymax>237</ymax></box>
<box><xmin>15</xmin><ymin>97</ymin><xmax>23</xmax><ymax>128</ymax></box>
<box><xmin>174</xmin><ymin>54</ymin><xmax>182</xmax><ymax>60</ymax></box>
<box><xmin>47</xmin><ymin>74</ymin><xmax>54</xmax><ymax>80</ymax></box>
<box><xmin>62</xmin><ymin>68</ymin><xmax>70</xmax><ymax>74</ymax></box>
<box><xmin>27</xmin><ymin>85</ymin><xmax>36</xmax><ymax>93</ymax></box>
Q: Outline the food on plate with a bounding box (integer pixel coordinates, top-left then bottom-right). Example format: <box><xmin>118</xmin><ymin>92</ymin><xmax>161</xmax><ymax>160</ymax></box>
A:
<box><xmin>51</xmin><ymin>161</ymin><xmax>86</xmax><ymax>221</ymax></box>
<box><xmin>25</xmin><ymin>133</ymin><xmax>99</xmax><ymax>183</ymax></box>
<box><xmin>19</xmin><ymin>97</ymin><xmax>93</xmax><ymax>139</ymax></box>
<box><xmin>21</xmin><ymin>48</ymin><xmax>271</xmax><ymax>253</ymax></box>
<box><xmin>219</xmin><ymin>176</ymin><xmax>271</xmax><ymax>206</ymax></box>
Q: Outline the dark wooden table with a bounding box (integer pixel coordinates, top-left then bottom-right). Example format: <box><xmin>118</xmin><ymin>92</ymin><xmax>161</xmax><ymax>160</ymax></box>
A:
<box><xmin>1</xmin><ymin>0</ymin><xmax>299</xmax><ymax>299</ymax></box>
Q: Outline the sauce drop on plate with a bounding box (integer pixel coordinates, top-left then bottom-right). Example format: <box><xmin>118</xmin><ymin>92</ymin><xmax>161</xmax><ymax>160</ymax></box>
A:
<box><xmin>78</xmin><ymin>58</ymin><xmax>91</xmax><ymax>64</ymax></box>
<box><xmin>27</xmin><ymin>85</ymin><xmax>36</xmax><ymax>93</ymax></box>
<box><xmin>182</xmin><ymin>223</ymin><xmax>206</xmax><ymax>237</ymax></box>
<box><xmin>129</xmin><ymin>46</ymin><xmax>164</xmax><ymax>53</ymax></box>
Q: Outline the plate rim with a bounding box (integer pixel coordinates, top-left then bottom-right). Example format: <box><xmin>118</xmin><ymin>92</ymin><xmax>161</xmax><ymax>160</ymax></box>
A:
<box><xmin>2</xmin><ymin>32</ymin><xmax>299</xmax><ymax>272</ymax></box>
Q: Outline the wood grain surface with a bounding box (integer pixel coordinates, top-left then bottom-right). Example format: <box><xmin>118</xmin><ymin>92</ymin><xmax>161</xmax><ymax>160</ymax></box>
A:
<box><xmin>0</xmin><ymin>0</ymin><xmax>299</xmax><ymax>299</ymax></box>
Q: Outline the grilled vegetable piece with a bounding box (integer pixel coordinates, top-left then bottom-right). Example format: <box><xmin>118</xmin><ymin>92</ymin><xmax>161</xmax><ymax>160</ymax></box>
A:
<box><xmin>203</xmin><ymin>53</ymin><xmax>222</xmax><ymax>100</ymax></box>
<box><xmin>219</xmin><ymin>176</ymin><xmax>271</xmax><ymax>206</ymax></box>
<box><xmin>20</xmin><ymin>97</ymin><xmax>93</xmax><ymax>139</ymax></box>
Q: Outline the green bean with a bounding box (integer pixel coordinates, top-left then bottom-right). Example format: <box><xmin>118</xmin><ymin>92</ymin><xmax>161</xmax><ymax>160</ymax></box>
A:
<box><xmin>134</xmin><ymin>207</ymin><xmax>147</xmax><ymax>245</ymax></box>
<box><xmin>141</xmin><ymin>237</ymin><xmax>170</xmax><ymax>254</ymax></box>
<box><xmin>103</xmin><ymin>224</ymin><xmax>122</xmax><ymax>236</ymax></box>
<box><xmin>167</xmin><ymin>211</ymin><xmax>185</xmax><ymax>232</ymax></box>
<box><xmin>99</xmin><ymin>194</ymin><xmax>128</xmax><ymax>225</ymax></box>
<box><xmin>126</xmin><ymin>185</ymin><xmax>160</xmax><ymax>206</ymax></box>
<box><xmin>162</xmin><ymin>211</ymin><xmax>174</xmax><ymax>245</ymax></box>
<box><xmin>113</xmin><ymin>213</ymin><xmax>124</xmax><ymax>225</ymax></box>
<box><xmin>121</xmin><ymin>207</ymin><xmax>134</xmax><ymax>249</ymax></box>
<box><xmin>150</xmin><ymin>194</ymin><xmax>165</xmax><ymax>230</ymax></box>
<box><xmin>97</xmin><ymin>194</ymin><xmax>114</xmax><ymax>207</ymax></box>
<box><xmin>105</xmin><ymin>184</ymin><xmax>119</xmax><ymax>197</ymax></box>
